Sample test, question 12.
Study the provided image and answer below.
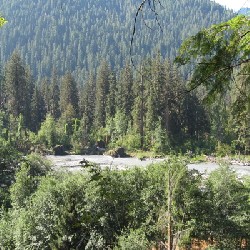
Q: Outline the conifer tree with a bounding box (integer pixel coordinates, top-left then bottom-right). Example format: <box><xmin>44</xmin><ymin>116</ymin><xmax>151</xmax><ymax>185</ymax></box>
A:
<box><xmin>145</xmin><ymin>56</ymin><xmax>169</xmax><ymax>131</ymax></box>
<box><xmin>132</xmin><ymin>63</ymin><xmax>149</xmax><ymax>148</ymax></box>
<box><xmin>81</xmin><ymin>72</ymin><xmax>96</xmax><ymax>135</ymax></box>
<box><xmin>30</xmin><ymin>85</ymin><xmax>46</xmax><ymax>132</ymax></box>
<box><xmin>116</xmin><ymin>63</ymin><xmax>133</xmax><ymax>118</ymax></box>
<box><xmin>5</xmin><ymin>51</ymin><xmax>30</xmax><ymax>126</ymax></box>
<box><xmin>167</xmin><ymin>64</ymin><xmax>186</xmax><ymax>143</ymax></box>
<box><xmin>181</xmin><ymin>93</ymin><xmax>210</xmax><ymax>141</ymax></box>
<box><xmin>60</xmin><ymin>72</ymin><xmax>79</xmax><ymax>119</ymax></box>
<box><xmin>23</xmin><ymin>66</ymin><xmax>34</xmax><ymax>129</ymax></box>
<box><xmin>94</xmin><ymin>61</ymin><xmax>110</xmax><ymax>128</ymax></box>
<box><xmin>49</xmin><ymin>68</ymin><xmax>60</xmax><ymax>119</ymax></box>
<box><xmin>106</xmin><ymin>70</ymin><xmax>117</xmax><ymax>119</ymax></box>
<box><xmin>40</xmin><ymin>77</ymin><xmax>50</xmax><ymax>114</ymax></box>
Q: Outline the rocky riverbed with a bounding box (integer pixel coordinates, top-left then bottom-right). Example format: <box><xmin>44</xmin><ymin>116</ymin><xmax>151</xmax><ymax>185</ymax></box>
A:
<box><xmin>46</xmin><ymin>155</ymin><xmax>250</xmax><ymax>177</ymax></box>
<box><xmin>46</xmin><ymin>154</ymin><xmax>165</xmax><ymax>171</ymax></box>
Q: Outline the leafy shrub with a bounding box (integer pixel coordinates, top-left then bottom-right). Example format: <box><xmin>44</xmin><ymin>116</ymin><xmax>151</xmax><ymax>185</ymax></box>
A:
<box><xmin>114</xmin><ymin>228</ymin><xmax>151</xmax><ymax>250</ymax></box>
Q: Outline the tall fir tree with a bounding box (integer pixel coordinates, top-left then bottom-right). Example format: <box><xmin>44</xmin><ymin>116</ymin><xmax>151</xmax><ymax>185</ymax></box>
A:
<box><xmin>5</xmin><ymin>51</ymin><xmax>32</xmax><ymax>128</ymax></box>
<box><xmin>40</xmin><ymin>77</ymin><xmax>50</xmax><ymax>114</ymax></box>
<box><xmin>81</xmin><ymin>72</ymin><xmax>96</xmax><ymax>135</ymax></box>
<box><xmin>60</xmin><ymin>72</ymin><xmax>79</xmax><ymax>119</ymax></box>
<box><xmin>30</xmin><ymin>85</ymin><xmax>46</xmax><ymax>132</ymax></box>
<box><xmin>116</xmin><ymin>63</ymin><xmax>133</xmax><ymax>118</ymax></box>
<box><xmin>23</xmin><ymin>66</ymin><xmax>34</xmax><ymax>129</ymax></box>
<box><xmin>49</xmin><ymin>68</ymin><xmax>60</xmax><ymax>119</ymax></box>
<box><xmin>106</xmin><ymin>70</ymin><xmax>117</xmax><ymax>119</ymax></box>
<box><xmin>132</xmin><ymin>63</ymin><xmax>150</xmax><ymax>148</ymax></box>
<box><xmin>94</xmin><ymin>61</ymin><xmax>110</xmax><ymax>128</ymax></box>
<box><xmin>167</xmin><ymin>64</ymin><xmax>186</xmax><ymax>143</ymax></box>
<box><xmin>181</xmin><ymin>93</ymin><xmax>210</xmax><ymax>142</ymax></box>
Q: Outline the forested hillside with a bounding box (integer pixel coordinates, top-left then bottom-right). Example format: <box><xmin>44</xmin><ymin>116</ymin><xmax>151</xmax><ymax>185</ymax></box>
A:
<box><xmin>0</xmin><ymin>0</ymin><xmax>248</xmax><ymax>156</ymax></box>
<box><xmin>0</xmin><ymin>0</ymin><xmax>233</xmax><ymax>80</ymax></box>
<box><xmin>0</xmin><ymin>1</ymin><xmax>249</xmax><ymax>249</ymax></box>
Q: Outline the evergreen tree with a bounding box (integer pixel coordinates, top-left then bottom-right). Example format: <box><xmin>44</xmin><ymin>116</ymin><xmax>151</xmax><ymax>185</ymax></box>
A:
<box><xmin>60</xmin><ymin>72</ymin><xmax>79</xmax><ymax>119</ymax></box>
<box><xmin>49</xmin><ymin>68</ymin><xmax>60</xmax><ymax>119</ymax></box>
<box><xmin>181</xmin><ymin>93</ymin><xmax>210</xmax><ymax>142</ymax></box>
<box><xmin>94</xmin><ymin>61</ymin><xmax>110</xmax><ymax>128</ymax></box>
<box><xmin>116</xmin><ymin>63</ymin><xmax>133</xmax><ymax>118</ymax></box>
<box><xmin>23</xmin><ymin>66</ymin><xmax>34</xmax><ymax>129</ymax></box>
<box><xmin>0</xmin><ymin>0</ymin><xmax>233</xmax><ymax>80</ymax></box>
<box><xmin>230</xmin><ymin>66</ymin><xmax>250</xmax><ymax>154</ymax></box>
<box><xmin>81</xmin><ymin>72</ymin><xmax>96</xmax><ymax>136</ymax></box>
<box><xmin>30</xmin><ymin>85</ymin><xmax>46</xmax><ymax>132</ymax></box>
<box><xmin>145</xmin><ymin>56</ymin><xmax>169</xmax><ymax>132</ymax></box>
<box><xmin>132</xmin><ymin>63</ymin><xmax>149</xmax><ymax>149</ymax></box>
<box><xmin>5</xmin><ymin>51</ymin><xmax>29</xmax><ymax>124</ymax></box>
<box><xmin>160</xmin><ymin>59</ymin><xmax>172</xmax><ymax>133</ymax></box>
<box><xmin>40</xmin><ymin>77</ymin><xmax>50</xmax><ymax>114</ymax></box>
<box><xmin>167</xmin><ymin>64</ymin><xmax>186</xmax><ymax>144</ymax></box>
<box><xmin>106</xmin><ymin>70</ymin><xmax>117</xmax><ymax>119</ymax></box>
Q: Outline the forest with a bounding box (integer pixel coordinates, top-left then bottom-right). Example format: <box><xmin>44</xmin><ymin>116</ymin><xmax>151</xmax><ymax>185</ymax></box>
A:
<box><xmin>0</xmin><ymin>0</ymin><xmax>234</xmax><ymax>81</ymax></box>
<box><xmin>0</xmin><ymin>153</ymin><xmax>249</xmax><ymax>249</ymax></box>
<box><xmin>0</xmin><ymin>0</ymin><xmax>249</xmax><ymax>249</ymax></box>
<box><xmin>0</xmin><ymin>47</ymin><xmax>248</xmax><ymax>157</ymax></box>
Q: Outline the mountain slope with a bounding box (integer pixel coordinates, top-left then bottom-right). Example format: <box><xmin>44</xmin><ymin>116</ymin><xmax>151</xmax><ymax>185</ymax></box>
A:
<box><xmin>0</xmin><ymin>0</ymin><xmax>233</xmax><ymax>80</ymax></box>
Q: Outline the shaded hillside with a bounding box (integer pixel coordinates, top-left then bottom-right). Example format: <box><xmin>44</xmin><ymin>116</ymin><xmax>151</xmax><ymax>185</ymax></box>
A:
<box><xmin>0</xmin><ymin>0</ymin><xmax>233</xmax><ymax>80</ymax></box>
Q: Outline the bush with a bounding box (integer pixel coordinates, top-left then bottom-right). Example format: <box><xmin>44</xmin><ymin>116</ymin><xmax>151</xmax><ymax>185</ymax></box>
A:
<box><xmin>114</xmin><ymin>229</ymin><xmax>151</xmax><ymax>250</ymax></box>
<box><xmin>215</xmin><ymin>142</ymin><xmax>232</xmax><ymax>157</ymax></box>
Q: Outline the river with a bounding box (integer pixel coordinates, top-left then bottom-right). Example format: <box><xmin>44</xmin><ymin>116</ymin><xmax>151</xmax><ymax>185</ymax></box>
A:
<box><xmin>46</xmin><ymin>155</ymin><xmax>250</xmax><ymax>177</ymax></box>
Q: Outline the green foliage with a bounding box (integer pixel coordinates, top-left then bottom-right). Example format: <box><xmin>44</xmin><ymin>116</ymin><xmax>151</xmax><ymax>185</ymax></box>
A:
<box><xmin>94</xmin><ymin>61</ymin><xmax>111</xmax><ymax>128</ymax></box>
<box><xmin>215</xmin><ymin>141</ymin><xmax>232</xmax><ymax>157</ymax></box>
<box><xmin>0</xmin><ymin>49</ymin><xmax>245</xmax><ymax>155</ymax></box>
<box><xmin>0</xmin><ymin>210</ymin><xmax>15</xmax><ymax>249</ymax></box>
<box><xmin>204</xmin><ymin>165</ymin><xmax>250</xmax><ymax>249</ymax></box>
<box><xmin>10</xmin><ymin>153</ymin><xmax>51</xmax><ymax>208</ymax></box>
<box><xmin>117</xmin><ymin>132</ymin><xmax>141</xmax><ymax>151</ymax></box>
<box><xmin>113</xmin><ymin>110</ymin><xmax>128</xmax><ymax>137</ymax></box>
<box><xmin>11</xmin><ymin>174</ymin><xmax>89</xmax><ymax>249</ymax></box>
<box><xmin>24</xmin><ymin>153</ymin><xmax>51</xmax><ymax>176</ymax></box>
<box><xmin>0</xmin><ymin>140</ymin><xmax>20</xmax><ymax>208</ymax></box>
<box><xmin>174</xmin><ymin>15</ymin><xmax>250</xmax><ymax>155</ymax></box>
<box><xmin>175</xmin><ymin>15</ymin><xmax>250</xmax><ymax>100</ymax></box>
<box><xmin>151</xmin><ymin>118</ymin><xmax>171</xmax><ymax>153</ymax></box>
<box><xmin>60</xmin><ymin>72</ymin><xmax>79</xmax><ymax>119</ymax></box>
<box><xmin>10</xmin><ymin>163</ymin><xmax>34</xmax><ymax>208</ymax></box>
<box><xmin>4</xmin><ymin>51</ymin><xmax>33</xmax><ymax>128</ymax></box>
<box><xmin>36</xmin><ymin>114</ymin><xmax>57</xmax><ymax>148</ymax></box>
<box><xmin>0</xmin><ymin>157</ymin><xmax>250</xmax><ymax>249</ymax></box>
<box><xmin>0</xmin><ymin>0</ymin><xmax>232</xmax><ymax>79</ymax></box>
<box><xmin>114</xmin><ymin>228</ymin><xmax>150</xmax><ymax>250</ymax></box>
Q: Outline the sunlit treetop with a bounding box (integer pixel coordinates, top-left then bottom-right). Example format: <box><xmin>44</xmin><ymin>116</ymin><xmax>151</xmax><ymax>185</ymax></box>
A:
<box><xmin>175</xmin><ymin>15</ymin><xmax>250</xmax><ymax>99</ymax></box>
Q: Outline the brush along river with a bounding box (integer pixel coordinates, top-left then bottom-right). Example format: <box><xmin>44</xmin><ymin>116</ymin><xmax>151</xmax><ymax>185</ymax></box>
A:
<box><xmin>46</xmin><ymin>155</ymin><xmax>250</xmax><ymax>177</ymax></box>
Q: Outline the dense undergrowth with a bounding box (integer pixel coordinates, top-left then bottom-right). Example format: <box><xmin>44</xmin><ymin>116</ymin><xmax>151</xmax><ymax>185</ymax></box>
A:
<box><xmin>0</xmin><ymin>145</ymin><xmax>249</xmax><ymax>249</ymax></box>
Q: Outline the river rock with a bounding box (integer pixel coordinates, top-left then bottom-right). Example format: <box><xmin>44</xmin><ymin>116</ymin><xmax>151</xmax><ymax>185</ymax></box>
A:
<box><xmin>53</xmin><ymin>145</ymin><xmax>66</xmax><ymax>155</ymax></box>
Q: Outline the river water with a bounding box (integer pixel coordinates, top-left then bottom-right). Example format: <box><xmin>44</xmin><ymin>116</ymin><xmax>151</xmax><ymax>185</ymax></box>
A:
<box><xmin>46</xmin><ymin>155</ymin><xmax>250</xmax><ymax>177</ymax></box>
